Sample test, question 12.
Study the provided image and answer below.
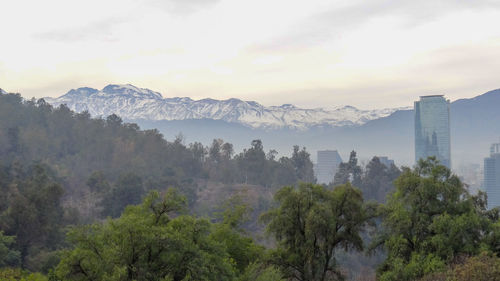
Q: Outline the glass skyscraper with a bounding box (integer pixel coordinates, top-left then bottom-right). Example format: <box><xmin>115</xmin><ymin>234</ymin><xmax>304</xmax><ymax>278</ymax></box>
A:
<box><xmin>485</xmin><ymin>143</ymin><xmax>500</xmax><ymax>209</ymax></box>
<box><xmin>414</xmin><ymin>95</ymin><xmax>451</xmax><ymax>168</ymax></box>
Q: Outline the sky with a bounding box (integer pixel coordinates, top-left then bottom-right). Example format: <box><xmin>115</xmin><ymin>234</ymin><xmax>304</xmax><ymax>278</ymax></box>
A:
<box><xmin>1</xmin><ymin>0</ymin><xmax>500</xmax><ymax>109</ymax></box>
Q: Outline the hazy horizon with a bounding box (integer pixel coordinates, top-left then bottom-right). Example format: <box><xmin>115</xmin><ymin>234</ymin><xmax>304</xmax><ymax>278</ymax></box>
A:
<box><xmin>2</xmin><ymin>0</ymin><xmax>500</xmax><ymax>109</ymax></box>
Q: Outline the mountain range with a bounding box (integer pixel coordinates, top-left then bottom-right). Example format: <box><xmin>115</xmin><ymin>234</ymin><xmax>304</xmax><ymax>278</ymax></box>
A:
<box><xmin>44</xmin><ymin>84</ymin><xmax>408</xmax><ymax>130</ymax></box>
<box><xmin>38</xmin><ymin>84</ymin><xmax>500</xmax><ymax>169</ymax></box>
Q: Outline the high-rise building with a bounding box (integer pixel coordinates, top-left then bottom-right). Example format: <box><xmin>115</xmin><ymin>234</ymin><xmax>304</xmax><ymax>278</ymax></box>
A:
<box><xmin>377</xmin><ymin>156</ymin><xmax>395</xmax><ymax>168</ymax></box>
<box><xmin>414</xmin><ymin>95</ymin><xmax>451</xmax><ymax>168</ymax></box>
<box><xmin>314</xmin><ymin>150</ymin><xmax>342</xmax><ymax>184</ymax></box>
<box><xmin>485</xmin><ymin>143</ymin><xmax>500</xmax><ymax>209</ymax></box>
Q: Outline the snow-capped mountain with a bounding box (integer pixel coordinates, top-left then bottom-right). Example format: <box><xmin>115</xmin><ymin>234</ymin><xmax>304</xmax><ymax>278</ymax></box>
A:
<box><xmin>45</xmin><ymin>84</ymin><xmax>409</xmax><ymax>130</ymax></box>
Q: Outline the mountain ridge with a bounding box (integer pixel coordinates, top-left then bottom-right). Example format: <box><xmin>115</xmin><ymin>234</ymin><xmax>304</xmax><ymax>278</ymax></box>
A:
<box><xmin>44</xmin><ymin>84</ymin><xmax>409</xmax><ymax>130</ymax></box>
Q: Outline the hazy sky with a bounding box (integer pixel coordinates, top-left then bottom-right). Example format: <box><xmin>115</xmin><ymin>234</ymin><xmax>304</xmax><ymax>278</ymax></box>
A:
<box><xmin>1</xmin><ymin>0</ymin><xmax>500</xmax><ymax>108</ymax></box>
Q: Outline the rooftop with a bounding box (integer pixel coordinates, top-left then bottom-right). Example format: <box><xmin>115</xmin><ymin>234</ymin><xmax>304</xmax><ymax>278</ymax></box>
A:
<box><xmin>420</xmin><ymin>95</ymin><xmax>444</xmax><ymax>98</ymax></box>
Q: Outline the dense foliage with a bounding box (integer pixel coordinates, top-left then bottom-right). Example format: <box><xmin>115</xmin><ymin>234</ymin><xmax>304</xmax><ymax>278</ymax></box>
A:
<box><xmin>56</xmin><ymin>190</ymin><xmax>242</xmax><ymax>281</ymax></box>
<box><xmin>373</xmin><ymin>158</ymin><xmax>499</xmax><ymax>281</ymax></box>
<box><xmin>0</xmin><ymin>163</ymin><xmax>69</xmax><ymax>272</ymax></box>
<box><xmin>333</xmin><ymin>152</ymin><xmax>401</xmax><ymax>203</ymax></box>
<box><xmin>53</xmin><ymin>189</ymin><xmax>282</xmax><ymax>281</ymax></box>
<box><xmin>417</xmin><ymin>253</ymin><xmax>500</xmax><ymax>281</ymax></box>
<box><xmin>262</xmin><ymin>183</ymin><xmax>374</xmax><ymax>281</ymax></box>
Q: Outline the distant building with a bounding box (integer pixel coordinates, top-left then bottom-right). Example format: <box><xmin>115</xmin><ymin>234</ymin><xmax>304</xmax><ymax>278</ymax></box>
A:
<box><xmin>377</xmin><ymin>156</ymin><xmax>395</xmax><ymax>168</ymax></box>
<box><xmin>314</xmin><ymin>150</ymin><xmax>342</xmax><ymax>184</ymax></box>
<box><xmin>456</xmin><ymin>163</ymin><xmax>482</xmax><ymax>194</ymax></box>
<box><xmin>485</xmin><ymin>143</ymin><xmax>500</xmax><ymax>209</ymax></box>
<box><xmin>414</xmin><ymin>95</ymin><xmax>451</xmax><ymax>168</ymax></box>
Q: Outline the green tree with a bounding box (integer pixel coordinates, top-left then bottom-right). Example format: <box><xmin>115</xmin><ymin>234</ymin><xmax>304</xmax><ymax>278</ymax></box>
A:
<box><xmin>56</xmin><ymin>190</ymin><xmax>236</xmax><ymax>281</ymax></box>
<box><xmin>291</xmin><ymin>146</ymin><xmax>315</xmax><ymax>183</ymax></box>
<box><xmin>0</xmin><ymin>164</ymin><xmax>65</xmax><ymax>270</ymax></box>
<box><xmin>374</xmin><ymin>157</ymin><xmax>496</xmax><ymax>281</ymax></box>
<box><xmin>360</xmin><ymin>157</ymin><xmax>401</xmax><ymax>203</ymax></box>
<box><xmin>271</xmin><ymin>157</ymin><xmax>298</xmax><ymax>187</ymax></box>
<box><xmin>211</xmin><ymin>196</ymin><xmax>265</xmax><ymax>274</ymax></box>
<box><xmin>417</xmin><ymin>252</ymin><xmax>500</xmax><ymax>281</ymax></box>
<box><xmin>0</xmin><ymin>267</ymin><xmax>49</xmax><ymax>281</ymax></box>
<box><xmin>261</xmin><ymin>183</ymin><xmax>371</xmax><ymax>281</ymax></box>
<box><xmin>86</xmin><ymin>171</ymin><xmax>110</xmax><ymax>194</ymax></box>
<box><xmin>333</xmin><ymin>151</ymin><xmax>362</xmax><ymax>187</ymax></box>
<box><xmin>237</xmin><ymin>140</ymin><xmax>268</xmax><ymax>186</ymax></box>
<box><xmin>206</xmin><ymin>139</ymin><xmax>236</xmax><ymax>182</ymax></box>
<box><xmin>0</xmin><ymin>231</ymin><xmax>21</xmax><ymax>267</ymax></box>
<box><xmin>238</xmin><ymin>263</ymin><xmax>285</xmax><ymax>281</ymax></box>
<box><xmin>101</xmin><ymin>173</ymin><xmax>144</xmax><ymax>218</ymax></box>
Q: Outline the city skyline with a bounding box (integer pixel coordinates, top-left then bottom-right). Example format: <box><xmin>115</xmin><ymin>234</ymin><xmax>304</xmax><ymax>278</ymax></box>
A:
<box><xmin>1</xmin><ymin>0</ymin><xmax>500</xmax><ymax>109</ymax></box>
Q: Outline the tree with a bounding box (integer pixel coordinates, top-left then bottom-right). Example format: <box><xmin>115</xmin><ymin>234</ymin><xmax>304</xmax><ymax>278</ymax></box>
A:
<box><xmin>101</xmin><ymin>173</ymin><xmax>144</xmax><ymax>218</ymax></box>
<box><xmin>86</xmin><ymin>171</ymin><xmax>110</xmax><ymax>194</ymax></box>
<box><xmin>0</xmin><ymin>267</ymin><xmax>49</xmax><ymax>281</ymax></box>
<box><xmin>7</xmin><ymin>127</ymin><xmax>20</xmax><ymax>154</ymax></box>
<box><xmin>360</xmin><ymin>157</ymin><xmax>401</xmax><ymax>203</ymax></box>
<box><xmin>333</xmin><ymin>151</ymin><xmax>362</xmax><ymax>187</ymax></box>
<box><xmin>261</xmin><ymin>183</ymin><xmax>372</xmax><ymax>281</ymax></box>
<box><xmin>271</xmin><ymin>157</ymin><xmax>298</xmax><ymax>187</ymax></box>
<box><xmin>105</xmin><ymin>114</ymin><xmax>122</xmax><ymax>128</ymax></box>
<box><xmin>373</xmin><ymin>157</ymin><xmax>497</xmax><ymax>281</ymax></box>
<box><xmin>237</xmin><ymin>140</ymin><xmax>268</xmax><ymax>186</ymax></box>
<box><xmin>417</xmin><ymin>252</ymin><xmax>500</xmax><ymax>281</ymax></box>
<box><xmin>211</xmin><ymin>196</ymin><xmax>264</xmax><ymax>274</ymax></box>
<box><xmin>0</xmin><ymin>164</ymin><xmax>65</xmax><ymax>270</ymax></box>
<box><xmin>221</xmin><ymin>142</ymin><xmax>234</xmax><ymax>160</ymax></box>
<box><xmin>189</xmin><ymin>142</ymin><xmax>206</xmax><ymax>164</ymax></box>
<box><xmin>238</xmin><ymin>263</ymin><xmax>285</xmax><ymax>281</ymax></box>
<box><xmin>0</xmin><ymin>231</ymin><xmax>20</xmax><ymax>267</ymax></box>
<box><xmin>56</xmin><ymin>190</ymin><xmax>236</xmax><ymax>281</ymax></box>
<box><xmin>206</xmin><ymin>139</ymin><xmax>235</xmax><ymax>182</ymax></box>
<box><xmin>208</xmin><ymin>139</ymin><xmax>223</xmax><ymax>165</ymax></box>
<box><xmin>291</xmin><ymin>146</ymin><xmax>315</xmax><ymax>183</ymax></box>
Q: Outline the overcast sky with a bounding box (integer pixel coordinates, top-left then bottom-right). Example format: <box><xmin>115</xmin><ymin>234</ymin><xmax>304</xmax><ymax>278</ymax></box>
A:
<box><xmin>1</xmin><ymin>0</ymin><xmax>500</xmax><ymax>109</ymax></box>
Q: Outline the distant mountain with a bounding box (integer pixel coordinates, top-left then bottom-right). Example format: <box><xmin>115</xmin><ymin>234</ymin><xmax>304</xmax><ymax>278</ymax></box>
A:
<box><xmin>45</xmin><ymin>84</ymin><xmax>408</xmax><ymax>130</ymax></box>
<box><xmin>0</xmin><ymin>88</ymin><xmax>7</xmax><ymax>95</ymax></box>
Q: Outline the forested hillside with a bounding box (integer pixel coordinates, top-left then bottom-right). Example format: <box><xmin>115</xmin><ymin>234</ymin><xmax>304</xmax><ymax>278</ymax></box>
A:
<box><xmin>0</xmin><ymin>92</ymin><xmax>316</xmax><ymax>216</ymax></box>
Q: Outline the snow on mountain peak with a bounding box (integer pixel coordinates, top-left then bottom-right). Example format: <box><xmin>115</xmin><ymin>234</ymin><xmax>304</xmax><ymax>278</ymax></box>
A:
<box><xmin>45</xmin><ymin>84</ymin><xmax>405</xmax><ymax>130</ymax></box>
<box><xmin>101</xmin><ymin>84</ymin><xmax>163</xmax><ymax>99</ymax></box>
<box><xmin>63</xmin><ymin>87</ymin><xmax>98</xmax><ymax>98</ymax></box>
<box><xmin>279</xmin><ymin>104</ymin><xmax>297</xmax><ymax>109</ymax></box>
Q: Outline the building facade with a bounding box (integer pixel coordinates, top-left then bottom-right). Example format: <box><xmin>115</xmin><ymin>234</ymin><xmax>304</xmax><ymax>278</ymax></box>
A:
<box><xmin>378</xmin><ymin>156</ymin><xmax>395</xmax><ymax>168</ymax></box>
<box><xmin>485</xmin><ymin>143</ymin><xmax>500</xmax><ymax>209</ymax></box>
<box><xmin>314</xmin><ymin>150</ymin><xmax>342</xmax><ymax>184</ymax></box>
<box><xmin>414</xmin><ymin>95</ymin><xmax>451</xmax><ymax>168</ymax></box>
